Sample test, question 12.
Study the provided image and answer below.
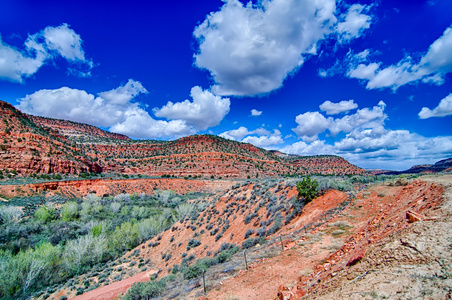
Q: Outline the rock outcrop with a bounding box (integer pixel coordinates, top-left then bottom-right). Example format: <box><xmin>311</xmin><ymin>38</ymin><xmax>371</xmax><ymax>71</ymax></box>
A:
<box><xmin>0</xmin><ymin>100</ymin><xmax>366</xmax><ymax>178</ymax></box>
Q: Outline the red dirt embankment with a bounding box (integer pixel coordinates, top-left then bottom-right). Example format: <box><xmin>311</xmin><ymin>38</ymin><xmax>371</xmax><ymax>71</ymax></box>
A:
<box><xmin>206</xmin><ymin>178</ymin><xmax>447</xmax><ymax>300</ymax></box>
<box><xmin>48</xmin><ymin>177</ymin><xmax>449</xmax><ymax>300</ymax></box>
<box><xmin>68</xmin><ymin>270</ymin><xmax>155</xmax><ymax>300</ymax></box>
<box><xmin>60</xmin><ymin>184</ymin><xmax>349</xmax><ymax>300</ymax></box>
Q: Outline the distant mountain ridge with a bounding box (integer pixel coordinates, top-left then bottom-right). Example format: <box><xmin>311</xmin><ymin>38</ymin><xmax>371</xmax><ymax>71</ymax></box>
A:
<box><xmin>401</xmin><ymin>157</ymin><xmax>452</xmax><ymax>174</ymax></box>
<box><xmin>0</xmin><ymin>100</ymin><xmax>366</xmax><ymax>178</ymax></box>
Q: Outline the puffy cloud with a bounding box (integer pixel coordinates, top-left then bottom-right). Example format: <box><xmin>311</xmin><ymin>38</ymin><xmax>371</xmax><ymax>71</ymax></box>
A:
<box><xmin>292</xmin><ymin>111</ymin><xmax>331</xmax><ymax>142</ymax></box>
<box><xmin>251</xmin><ymin>109</ymin><xmax>262</xmax><ymax>116</ymax></box>
<box><xmin>319</xmin><ymin>99</ymin><xmax>357</xmax><ymax>115</ymax></box>
<box><xmin>281</xmin><ymin>126</ymin><xmax>452</xmax><ymax>170</ymax></box>
<box><xmin>38</xmin><ymin>23</ymin><xmax>87</xmax><ymax>61</ymax></box>
<box><xmin>153</xmin><ymin>86</ymin><xmax>230</xmax><ymax>131</ymax></box>
<box><xmin>419</xmin><ymin>26</ymin><xmax>452</xmax><ymax>74</ymax></box>
<box><xmin>347</xmin><ymin>62</ymin><xmax>379</xmax><ymax>80</ymax></box>
<box><xmin>282</xmin><ymin>97</ymin><xmax>451</xmax><ymax>170</ymax></box>
<box><xmin>292</xmin><ymin>101</ymin><xmax>387</xmax><ymax>142</ymax></box>
<box><xmin>17</xmin><ymin>82</ymin><xmax>228</xmax><ymax>139</ymax></box>
<box><xmin>17</xmin><ymin>79</ymin><xmax>148</xmax><ymax>128</ymax></box>
<box><xmin>0</xmin><ymin>37</ymin><xmax>47</xmax><ymax>82</ymax></box>
<box><xmin>329</xmin><ymin>101</ymin><xmax>386</xmax><ymax>135</ymax></box>
<box><xmin>109</xmin><ymin>107</ymin><xmax>195</xmax><ymax>139</ymax></box>
<box><xmin>281</xmin><ymin>140</ymin><xmax>333</xmax><ymax>156</ymax></box>
<box><xmin>347</xmin><ymin>25</ymin><xmax>452</xmax><ymax>90</ymax></box>
<box><xmin>220</xmin><ymin>126</ymin><xmax>284</xmax><ymax>148</ymax></box>
<box><xmin>336</xmin><ymin>4</ymin><xmax>372</xmax><ymax>43</ymax></box>
<box><xmin>283</xmin><ymin>101</ymin><xmax>452</xmax><ymax>170</ymax></box>
<box><xmin>98</xmin><ymin>80</ymin><xmax>148</xmax><ymax>105</ymax></box>
<box><xmin>0</xmin><ymin>23</ymin><xmax>93</xmax><ymax>82</ymax></box>
<box><xmin>334</xmin><ymin>127</ymin><xmax>405</xmax><ymax>152</ymax></box>
<box><xmin>242</xmin><ymin>129</ymin><xmax>283</xmax><ymax>148</ymax></box>
<box><xmin>419</xmin><ymin>93</ymin><xmax>452</xmax><ymax>119</ymax></box>
<box><xmin>220</xmin><ymin>126</ymin><xmax>251</xmax><ymax>140</ymax></box>
<box><xmin>194</xmin><ymin>0</ymin><xmax>373</xmax><ymax>96</ymax></box>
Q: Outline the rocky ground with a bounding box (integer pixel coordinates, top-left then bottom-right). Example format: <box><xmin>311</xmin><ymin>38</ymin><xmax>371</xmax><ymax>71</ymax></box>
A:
<box><xmin>308</xmin><ymin>175</ymin><xmax>452</xmax><ymax>300</ymax></box>
<box><xmin>204</xmin><ymin>175</ymin><xmax>451</xmax><ymax>300</ymax></box>
<box><xmin>26</xmin><ymin>175</ymin><xmax>448</xmax><ymax>300</ymax></box>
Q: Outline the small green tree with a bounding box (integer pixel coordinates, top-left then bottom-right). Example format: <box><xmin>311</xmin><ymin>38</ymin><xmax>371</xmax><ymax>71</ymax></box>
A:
<box><xmin>34</xmin><ymin>206</ymin><xmax>52</xmax><ymax>223</ymax></box>
<box><xmin>61</xmin><ymin>201</ymin><xmax>78</xmax><ymax>221</ymax></box>
<box><xmin>296</xmin><ymin>176</ymin><xmax>318</xmax><ymax>202</ymax></box>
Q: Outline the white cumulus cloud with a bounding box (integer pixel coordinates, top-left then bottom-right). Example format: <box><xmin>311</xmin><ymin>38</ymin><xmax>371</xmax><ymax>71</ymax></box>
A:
<box><xmin>251</xmin><ymin>109</ymin><xmax>262</xmax><ymax>116</ymax></box>
<box><xmin>17</xmin><ymin>79</ymin><xmax>148</xmax><ymax>128</ymax></box>
<box><xmin>281</xmin><ymin>126</ymin><xmax>452</xmax><ymax>170</ymax></box>
<box><xmin>347</xmin><ymin>25</ymin><xmax>452</xmax><ymax>90</ymax></box>
<box><xmin>0</xmin><ymin>23</ymin><xmax>93</xmax><ymax>83</ymax></box>
<box><xmin>292</xmin><ymin>111</ymin><xmax>331</xmax><ymax>142</ymax></box>
<box><xmin>419</xmin><ymin>93</ymin><xmax>452</xmax><ymax>119</ymax></box>
<box><xmin>194</xmin><ymin>0</ymin><xmax>373</xmax><ymax>96</ymax></box>
<box><xmin>329</xmin><ymin>101</ymin><xmax>386</xmax><ymax>135</ymax></box>
<box><xmin>292</xmin><ymin>101</ymin><xmax>387</xmax><ymax>142</ymax></box>
<box><xmin>17</xmin><ymin>81</ymin><xmax>229</xmax><ymax>139</ymax></box>
<box><xmin>319</xmin><ymin>99</ymin><xmax>357</xmax><ymax>115</ymax></box>
<box><xmin>220</xmin><ymin>126</ymin><xmax>283</xmax><ymax>148</ymax></box>
<box><xmin>219</xmin><ymin>126</ymin><xmax>251</xmax><ymax>140</ymax></box>
<box><xmin>336</xmin><ymin>4</ymin><xmax>372</xmax><ymax>43</ymax></box>
<box><xmin>109</xmin><ymin>107</ymin><xmax>195</xmax><ymax>139</ymax></box>
<box><xmin>38</xmin><ymin>23</ymin><xmax>87</xmax><ymax>61</ymax></box>
<box><xmin>281</xmin><ymin>100</ymin><xmax>452</xmax><ymax>170</ymax></box>
<box><xmin>242</xmin><ymin>129</ymin><xmax>283</xmax><ymax>148</ymax></box>
<box><xmin>153</xmin><ymin>86</ymin><xmax>230</xmax><ymax>131</ymax></box>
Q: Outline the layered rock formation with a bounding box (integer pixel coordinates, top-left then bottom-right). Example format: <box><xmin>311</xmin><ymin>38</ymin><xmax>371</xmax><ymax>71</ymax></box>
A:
<box><xmin>0</xmin><ymin>100</ymin><xmax>365</xmax><ymax>178</ymax></box>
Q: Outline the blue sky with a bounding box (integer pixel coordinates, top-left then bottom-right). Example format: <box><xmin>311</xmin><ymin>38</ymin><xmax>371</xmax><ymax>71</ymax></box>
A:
<box><xmin>0</xmin><ymin>0</ymin><xmax>451</xmax><ymax>170</ymax></box>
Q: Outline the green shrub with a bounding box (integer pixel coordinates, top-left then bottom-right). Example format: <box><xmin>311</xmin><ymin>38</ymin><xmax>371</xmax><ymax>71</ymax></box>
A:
<box><xmin>110</xmin><ymin>222</ymin><xmax>140</xmax><ymax>253</ymax></box>
<box><xmin>122</xmin><ymin>280</ymin><xmax>165</xmax><ymax>299</ymax></box>
<box><xmin>242</xmin><ymin>237</ymin><xmax>258</xmax><ymax>249</ymax></box>
<box><xmin>186</xmin><ymin>239</ymin><xmax>201</xmax><ymax>250</ymax></box>
<box><xmin>296</xmin><ymin>176</ymin><xmax>318</xmax><ymax>202</ymax></box>
<box><xmin>61</xmin><ymin>201</ymin><xmax>78</xmax><ymax>221</ymax></box>
<box><xmin>34</xmin><ymin>206</ymin><xmax>53</xmax><ymax>223</ymax></box>
<box><xmin>182</xmin><ymin>264</ymin><xmax>203</xmax><ymax>280</ymax></box>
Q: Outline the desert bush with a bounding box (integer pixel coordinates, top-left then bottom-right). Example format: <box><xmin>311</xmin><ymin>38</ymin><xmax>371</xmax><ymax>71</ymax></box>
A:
<box><xmin>175</xmin><ymin>203</ymin><xmax>195</xmax><ymax>220</ymax></box>
<box><xmin>244</xmin><ymin>228</ymin><xmax>255</xmax><ymax>239</ymax></box>
<box><xmin>110</xmin><ymin>202</ymin><xmax>121</xmax><ymax>213</ymax></box>
<box><xmin>64</xmin><ymin>233</ymin><xmax>107</xmax><ymax>274</ymax></box>
<box><xmin>61</xmin><ymin>201</ymin><xmax>78</xmax><ymax>222</ymax></box>
<box><xmin>182</xmin><ymin>264</ymin><xmax>203</xmax><ymax>280</ymax></box>
<box><xmin>315</xmin><ymin>176</ymin><xmax>353</xmax><ymax>192</ymax></box>
<box><xmin>110</xmin><ymin>222</ymin><xmax>140</xmax><ymax>253</ymax></box>
<box><xmin>113</xmin><ymin>193</ymin><xmax>130</xmax><ymax>203</ymax></box>
<box><xmin>122</xmin><ymin>279</ymin><xmax>165</xmax><ymax>299</ymax></box>
<box><xmin>256</xmin><ymin>227</ymin><xmax>266</xmax><ymax>237</ymax></box>
<box><xmin>136</xmin><ymin>215</ymin><xmax>167</xmax><ymax>241</ymax></box>
<box><xmin>244</xmin><ymin>213</ymin><xmax>257</xmax><ymax>224</ymax></box>
<box><xmin>131</xmin><ymin>206</ymin><xmax>149</xmax><ymax>219</ymax></box>
<box><xmin>242</xmin><ymin>237</ymin><xmax>258</xmax><ymax>249</ymax></box>
<box><xmin>0</xmin><ymin>241</ymin><xmax>62</xmax><ymax>298</ymax></box>
<box><xmin>0</xmin><ymin>205</ymin><xmax>23</xmax><ymax>224</ymax></box>
<box><xmin>34</xmin><ymin>206</ymin><xmax>53</xmax><ymax>223</ymax></box>
<box><xmin>328</xmin><ymin>221</ymin><xmax>351</xmax><ymax>228</ymax></box>
<box><xmin>296</xmin><ymin>176</ymin><xmax>318</xmax><ymax>202</ymax></box>
<box><xmin>186</xmin><ymin>239</ymin><xmax>201</xmax><ymax>250</ymax></box>
<box><xmin>215</xmin><ymin>232</ymin><xmax>223</xmax><ymax>241</ymax></box>
<box><xmin>79</xmin><ymin>201</ymin><xmax>91</xmax><ymax>221</ymax></box>
<box><xmin>266</xmin><ymin>214</ymin><xmax>282</xmax><ymax>236</ymax></box>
